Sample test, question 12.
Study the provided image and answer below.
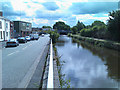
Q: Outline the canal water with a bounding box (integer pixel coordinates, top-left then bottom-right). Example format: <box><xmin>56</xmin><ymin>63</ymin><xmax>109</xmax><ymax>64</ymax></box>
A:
<box><xmin>56</xmin><ymin>35</ymin><xmax>120</xmax><ymax>88</ymax></box>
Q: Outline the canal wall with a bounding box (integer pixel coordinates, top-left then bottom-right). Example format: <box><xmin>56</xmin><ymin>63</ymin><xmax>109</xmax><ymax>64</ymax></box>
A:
<box><xmin>42</xmin><ymin>42</ymin><xmax>60</xmax><ymax>88</ymax></box>
<box><xmin>69</xmin><ymin>34</ymin><xmax>120</xmax><ymax>51</ymax></box>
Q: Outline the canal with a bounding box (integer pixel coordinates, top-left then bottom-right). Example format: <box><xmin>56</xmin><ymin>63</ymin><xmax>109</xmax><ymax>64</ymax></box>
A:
<box><xmin>56</xmin><ymin>35</ymin><xmax>120</xmax><ymax>88</ymax></box>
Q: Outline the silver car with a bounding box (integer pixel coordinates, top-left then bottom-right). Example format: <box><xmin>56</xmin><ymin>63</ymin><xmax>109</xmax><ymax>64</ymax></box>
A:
<box><xmin>25</xmin><ymin>36</ymin><xmax>31</xmax><ymax>41</ymax></box>
<box><xmin>6</xmin><ymin>39</ymin><xmax>19</xmax><ymax>47</ymax></box>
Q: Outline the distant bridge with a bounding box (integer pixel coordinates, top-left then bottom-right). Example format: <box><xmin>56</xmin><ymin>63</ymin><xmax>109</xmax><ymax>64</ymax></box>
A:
<box><xmin>57</xmin><ymin>30</ymin><xmax>71</xmax><ymax>35</ymax></box>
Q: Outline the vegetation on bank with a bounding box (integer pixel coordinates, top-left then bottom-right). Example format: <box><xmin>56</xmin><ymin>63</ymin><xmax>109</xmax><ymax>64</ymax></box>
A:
<box><xmin>69</xmin><ymin>34</ymin><xmax>120</xmax><ymax>51</ymax></box>
<box><xmin>46</xmin><ymin>30</ymin><xmax>60</xmax><ymax>44</ymax></box>
<box><xmin>53</xmin><ymin>46</ymin><xmax>71</xmax><ymax>88</ymax></box>
<box><xmin>80</xmin><ymin>21</ymin><xmax>107</xmax><ymax>39</ymax></box>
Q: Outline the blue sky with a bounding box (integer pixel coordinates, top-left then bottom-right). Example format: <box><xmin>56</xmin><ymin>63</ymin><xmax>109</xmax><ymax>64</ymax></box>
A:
<box><xmin>0</xmin><ymin>0</ymin><xmax>119</xmax><ymax>27</ymax></box>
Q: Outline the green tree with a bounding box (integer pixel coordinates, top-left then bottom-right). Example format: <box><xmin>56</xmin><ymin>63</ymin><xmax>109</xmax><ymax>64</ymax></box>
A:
<box><xmin>53</xmin><ymin>21</ymin><xmax>70</xmax><ymax>30</ymax></box>
<box><xmin>76</xmin><ymin>20</ymin><xmax>85</xmax><ymax>31</ymax></box>
<box><xmin>71</xmin><ymin>26</ymin><xmax>78</xmax><ymax>34</ymax></box>
<box><xmin>48</xmin><ymin>31</ymin><xmax>59</xmax><ymax>43</ymax></box>
<box><xmin>92</xmin><ymin>20</ymin><xmax>106</xmax><ymax>27</ymax></box>
<box><xmin>80</xmin><ymin>21</ymin><xmax>107</xmax><ymax>38</ymax></box>
<box><xmin>42</xmin><ymin>26</ymin><xmax>51</xmax><ymax>28</ymax></box>
<box><xmin>107</xmin><ymin>10</ymin><xmax>120</xmax><ymax>41</ymax></box>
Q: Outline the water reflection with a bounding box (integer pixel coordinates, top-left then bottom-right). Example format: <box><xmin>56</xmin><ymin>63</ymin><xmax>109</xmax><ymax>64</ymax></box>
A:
<box><xmin>56</xmin><ymin>35</ymin><xmax>120</xmax><ymax>88</ymax></box>
<box><xmin>56</xmin><ymin>35</ymin><xmax>69</xmax><ymax>47</ymax></box>
<box><xmin>77</xmin><ymin>39</ymin><xmax>120</xmax><ymax>81</ymax></box>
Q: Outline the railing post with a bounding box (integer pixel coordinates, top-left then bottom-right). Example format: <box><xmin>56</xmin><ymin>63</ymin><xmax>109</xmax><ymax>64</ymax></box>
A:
<box><xmin>47</xmin><ymin>39</ymin><xmax>54</xmax><ymax>88</ymax></box>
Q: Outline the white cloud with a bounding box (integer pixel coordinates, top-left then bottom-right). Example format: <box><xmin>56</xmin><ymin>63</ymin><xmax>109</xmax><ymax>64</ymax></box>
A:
<box><xmin>11</xmin><ymin>0</ymin><xmax>28</xmax><ymax>11</ymax></box>
<box><xmin>73</xmin><ymin>14</ymin><xmax>109</xmax><ymax>25</ymax></box>
<box><xmin>32</xmin><ymin>18</ymin><xmax>49</xmax><ymax>26</ymax></box>
<box><xmin>2</xmin><ymin>0</ymin><xmax>114</xmax><ymax>27</ymax></box>
<box><xmin>54</xmin><ymin>18</ymin><xmax>67</xmax><ymax>24</ymax></box>
<box><xmin>56</xmin><ymin>0</ymin><xmax>88</xmax><ymax>10</ymax></box>
<box><xmin>11</xmin><ymin>0</ymin><xmax>41</xmax><ymax>17</ymax></box>
<box><xmin>88</xmin><ymin>0</ymin><xmax>119</xmax><ymax>2</ymax></box>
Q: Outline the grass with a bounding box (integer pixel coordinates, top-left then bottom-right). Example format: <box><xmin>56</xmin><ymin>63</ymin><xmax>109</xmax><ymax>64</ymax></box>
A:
<box><xmin>69</xmin><ymin>34</ymin><xmax>120</xmax><ymax>51</ymax></box>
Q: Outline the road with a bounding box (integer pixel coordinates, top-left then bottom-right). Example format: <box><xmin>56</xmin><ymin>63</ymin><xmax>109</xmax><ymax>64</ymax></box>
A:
<box><xmin>2</xmin><ymin>35</ymin><xmax>50</xmax><ymax>88</ymax></box>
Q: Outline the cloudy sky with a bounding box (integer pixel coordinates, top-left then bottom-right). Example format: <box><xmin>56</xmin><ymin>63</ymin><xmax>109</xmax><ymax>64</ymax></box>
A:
<box><xmin>0</xmin><ymin>0</ymin><xmax>119</xmax><ymax>27</ymax></box>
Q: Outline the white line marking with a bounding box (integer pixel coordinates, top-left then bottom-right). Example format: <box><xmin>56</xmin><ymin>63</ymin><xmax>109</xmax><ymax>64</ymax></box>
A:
<box><xmin>7</xmin><ymin>51</ymin><xmax>19</xmax><ymax>56</ymax></box>
<box><xmin>18</xmin><ymin>39</ymin><xmax>49</xmax><ymax>88</ymax></box>
<box><xmin>22</xmin><ymin>46</ymin><xmax>28</xmax><ymax>50</ymax></box>
<box><xmin>29</xmin><ymin>44</ymin><xmax>32</xmax><ymax>46</ymax></box>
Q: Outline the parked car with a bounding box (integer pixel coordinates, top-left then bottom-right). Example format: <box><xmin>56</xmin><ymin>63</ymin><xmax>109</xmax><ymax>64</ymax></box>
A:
<box><xmin>6</xmin><ymin>39</ymin><xmax>19</xmax><ymax>47</ymax></box>
<box><xmin>25</xmin><ymin>36</ymin><xmax>31</xmax><ymax>41</ymax></box>
<box><xmin>30</xmin><ymin>34</ymin><xmax>39</xmax><ymax>40</ymax></box>
<box><xmin>17</xmin><ymin>37</ymin><xmax>27</xmax><ymax>43</ymax></box>
<box><xmin>41</xmin><ymin>34</ymin><xmax>44</xmax><ymax>37</ymax></box>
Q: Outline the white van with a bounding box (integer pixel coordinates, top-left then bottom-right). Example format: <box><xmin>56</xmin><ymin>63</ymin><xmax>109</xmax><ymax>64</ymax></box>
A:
<box><xmin>30</xmin><ymin>34</ymin><xmax>39</xmax><ymax>40</ymax></box>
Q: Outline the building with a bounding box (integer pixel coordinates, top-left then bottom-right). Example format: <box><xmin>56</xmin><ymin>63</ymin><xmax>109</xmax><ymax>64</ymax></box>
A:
<box><xmin>14</xmin><ymin>21</ymin><xmax>32</xmax><ymax>37</ymax></box>
<box><xmin>10</xmin><ymin>21</ymin><xmax>14</xmax><ymax>38</ymax></box>
<box><xmin>32</xmin><ymin>27</ymin><xmax>42</xmax><ymax>34</ymax></box>
<box><xmin>0</xmin><ymin>16</ymin><xmax>10</xmax><ymax>41</ymax></box>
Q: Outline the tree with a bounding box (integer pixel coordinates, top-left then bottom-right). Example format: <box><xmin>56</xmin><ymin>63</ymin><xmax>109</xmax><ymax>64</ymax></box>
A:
<box><xmin>92</xmin><ymin>20</ymin><xmax>106</xmax><ymax>26</ymax></box>
<box><xmin>64</xmin><ymin>25</ymin><xmax>70</xmax><ymax>30</ymax></box>
<box><xmin>49</xmin><ymin>31</ymin><xmax>59</xmax><ymax>43</ymax></box>
<box><xmin>107</xmin><ymin>10</ymin><xmax>120</xmax><ymax>41</ymax></box>
<box><xmin>53</xmin><ymin>21</ymin><xmax>70</xmax><ymax>30</ymax></box>
<box><xmin>71</xmin><ymin>26</ymin><xmax>78</xmax><ymax>34</ymax></box>
<box><xmin>80</xmin><ymin>21</ymin><xmax>107</xmax><ymax>38</ymax></box>
<box><xmin>76</xmin><ymin>20</ymin><xmax>85</xmax><ymax>31</ymax></box>
<box><xmin>42</xmin><ymin>26</ymin><xmax>51</xmax><ymax>28</ymax></box>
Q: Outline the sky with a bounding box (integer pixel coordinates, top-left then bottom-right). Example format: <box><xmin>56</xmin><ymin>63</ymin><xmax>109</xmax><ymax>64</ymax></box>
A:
<box><xmin>0</xmin><ymin>0</ymin><xmax>119</xmax><ymax>27</ymax></box>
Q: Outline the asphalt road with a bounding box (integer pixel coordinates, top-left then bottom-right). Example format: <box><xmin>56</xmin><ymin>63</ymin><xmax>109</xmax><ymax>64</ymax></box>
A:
<box><xmin>2</xmin><ymin>35</ymin><xmax>50</xmax><ymax>88</ymax></box>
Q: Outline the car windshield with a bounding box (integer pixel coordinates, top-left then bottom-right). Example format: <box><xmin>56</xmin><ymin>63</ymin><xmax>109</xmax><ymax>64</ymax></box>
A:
<box><xmin>9</xmin><ymin>39</ymin><xmax>16</xmax><ymax>41</ymax></box>
<box><xmin>18</xmin><ymin>37</ymin><xmax>25</xmax><ymax>39</ymax></box>
<box><xmin>25</xmin><ymin>36</ymin><xmax>29</xmax><ymax>38</ymax></box>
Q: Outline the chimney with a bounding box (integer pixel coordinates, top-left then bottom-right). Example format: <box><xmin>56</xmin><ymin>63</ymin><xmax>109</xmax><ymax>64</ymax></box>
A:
<box><xmin>0</xmin><ymin>11</ymin><xmax>3</xmax><ymax>16</ymax></box>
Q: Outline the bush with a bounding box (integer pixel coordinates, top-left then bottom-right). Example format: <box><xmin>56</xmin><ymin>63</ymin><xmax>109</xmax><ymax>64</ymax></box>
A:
<box><xmin>49</xmin><ymin>31</ymin><xmax>60</xmax><ymax>43</ymax></box>
<box><xmin>80</xmin><ymin>24</ymin><xmax>107</xmax><ymax>39</ymax></box>
<box><xmin>80</xmin><ymin>28</ymin><xmax>92</xmax><ymax>37</ymax></box>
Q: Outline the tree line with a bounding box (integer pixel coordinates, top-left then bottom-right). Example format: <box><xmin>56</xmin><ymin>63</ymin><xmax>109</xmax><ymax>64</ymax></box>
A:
<box><xmin>43</xmin><ymin>10</ymin><xmax>120</xmax><ymax>42</ymax></box>
<box><xmin>80</xmin><ymin>10</ymin><xmax>120</xmax><ymax>41</ymax></box>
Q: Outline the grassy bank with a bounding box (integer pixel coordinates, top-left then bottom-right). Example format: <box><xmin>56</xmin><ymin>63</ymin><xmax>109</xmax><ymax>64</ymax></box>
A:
<box><xmin>68</xmin><ymin>34</ymin><xmax>120</xmax><ymax>51</ymax></box>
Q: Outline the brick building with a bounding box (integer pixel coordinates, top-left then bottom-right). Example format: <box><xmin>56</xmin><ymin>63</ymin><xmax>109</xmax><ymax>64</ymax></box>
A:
<box><xmin>14</xmin><ymin>21</ymin><xmax>32</xmax><ymax>37</ymax></box>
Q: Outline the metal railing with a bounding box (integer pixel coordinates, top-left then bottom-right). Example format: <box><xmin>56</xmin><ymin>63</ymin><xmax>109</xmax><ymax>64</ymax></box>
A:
<box><xmin>47</xmin><ymin>39</ymin><xmax>54</xmax><ymax>88</ymax></box>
